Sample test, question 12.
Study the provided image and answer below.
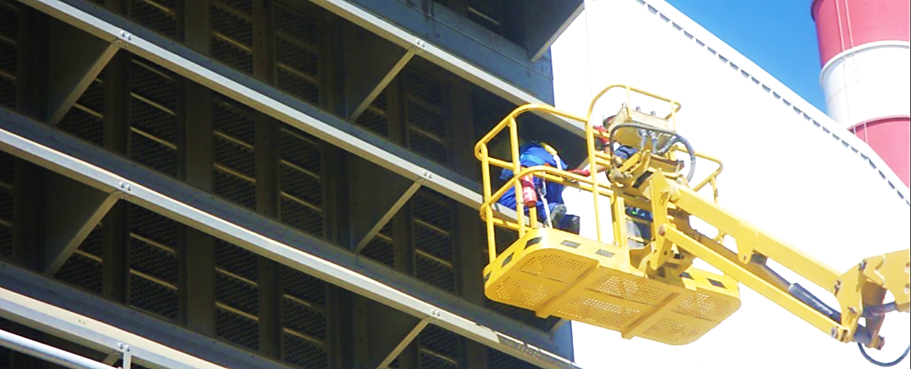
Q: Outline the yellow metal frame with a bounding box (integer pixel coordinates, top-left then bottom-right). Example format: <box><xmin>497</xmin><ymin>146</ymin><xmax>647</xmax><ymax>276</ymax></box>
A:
<box><xmin>475</xmin><ymin>84</ymin><xmax>910</xmax><ymax>348</ymax></box>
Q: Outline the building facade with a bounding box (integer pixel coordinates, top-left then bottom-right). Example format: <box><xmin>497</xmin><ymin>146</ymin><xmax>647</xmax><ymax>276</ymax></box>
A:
<box><xmin>0</xmin><ymin>0</ymin><xmax>585</xmax><ymax>368</ymax></box>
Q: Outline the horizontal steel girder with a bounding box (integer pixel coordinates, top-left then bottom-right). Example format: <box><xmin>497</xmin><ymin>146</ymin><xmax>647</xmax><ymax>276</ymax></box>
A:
<box><xmin>0</xmin><ymin>327</ymin><xmax>116</xmax><ymax>369</ymax></box>
<box><xmin>0</xmin><ymin>106</ymin><xmax>582</xmax><ymax>369</ymax></box>
<box><xmin>0</xmin><ymin>262</ymin><xmax>287</xmax><ymax>369</ymax></box>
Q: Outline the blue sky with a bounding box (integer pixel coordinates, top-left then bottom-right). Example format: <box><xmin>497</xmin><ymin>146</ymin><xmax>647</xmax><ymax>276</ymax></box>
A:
<box><xmin>664</xmin><ymin>0</ymin><xmax>827</xmax><ymax>111</ymax></box>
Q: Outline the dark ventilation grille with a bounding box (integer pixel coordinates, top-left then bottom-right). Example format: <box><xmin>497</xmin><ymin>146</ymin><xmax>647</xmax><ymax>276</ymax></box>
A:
<box><xmin>411</xmin><ymin>190</ymin><xmax>455</xmax><ymax>292</ymax></box>
<box><xmin>355</xmin><ymin>89</ymin><xmax>389</xmax><ymax>136</ymax></box>
<box><xmin>467</xmin><ymin>0</ymin><xmax>502</xmax><ymax>34</ymax></box>
<box><xmin>128</xmin><ymin>206</ymin><xmax>180</xmax><ymax>321</ymax></box>
<box><xmin>130</xmin><ymin>58</ymin><xmax>179</xmax><ymax>177</ymax></box>
<box><xmin>0</xmin><ymin>0</ymin><xmax>17</xmax><ymax>109</ymax></box>
<box><xmin>403</xmin><ymin>70</ymin><xmax>448</xmax><ymax>165</ymax></box>
<box><xmin>488</xmin><ymin>348</ymin><xmax>540</xmax><ymax>369</ymax></box>
<box><xmin>59</xmin><ymin>78</ymin><xmax>105</xmax><ymax>146</ymax></box>
<box><xmin>0</xmin><ymin>152</ymin><xmax>12</xmax><ymax>260</ymax></box>
<box><xmin>361</xmin><ymin>222</ymin><xmax>394</xmax><ymax>267</ymax></box>
<box><xmin>55</xmin><ymin>225</ymin><xmax>104</xmax><ymax>294</ymax></box>
<box><xmin>281</xmin><ymin>266</ymin><xmax>328</xmax><ymax>369</ymax></box>
<box><xmin>472</xmin><ymin>92</ymin><xmax>512</xmax><ymax>143</ymax></box>
<box><xmin>212</xmin><ymin>0</ymin><xmax>253</xmax><ymax>74</ymax></box>
<box><xmin>278</xmin><ymin>128</ymin><xmax>324</xmax><ymax>237</ymax></box>
<box><xmin>417</xmin><ymin>325</ymin><xmax>459</xmax><ymax>369</ymax></box>
<box><xmin>215</xmin><ymin>239</ymin><xmax>260</xmax><ymax>351</ymax></box>
<box><xmin>213</xmin><ymin>97</ymin><xmax>257</xmax><ymax>209</ymax></box>
<box><xmin>130</xmin><ymin>0</ymin><xmax>178</xmax><ymax>39</ymax></box>
<box><xmin>275</xmin><ymin>3</ymin><xmax>321</xmax><ymax>105</ymax></box>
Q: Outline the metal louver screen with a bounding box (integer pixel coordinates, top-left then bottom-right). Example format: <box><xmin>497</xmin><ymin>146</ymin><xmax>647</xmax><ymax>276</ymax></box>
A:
<box><xmin>215</xmin><ymin>239</ymin><xmax>260</xmax><ymax>351</ymax></box>
<box><xmin>472</xmin><ymin>93</ymin><xmax>512</xmax><ymax>146</ymax></box>
<box><xmin>129</xmin><ymin>205</ymin><xmax>180</xmax><ymax>321</ymax></box>
<box><xmin>130</xmin><ymin>57</ymin><xmax>179</xmax><ymax>177</ymax></box>
<box><xmin>130</xmin><ymin>0</ymin><xmax>178</xmax><ymax>39</ymax></box>
<box><xmin>213</xmin><ymin>96</ymin><xmax>257</xmax><ymax>209</ymax></box>
<box><xmin>55</xmin><ymin>225</ymin><xmax>104</xmax><ymax>294</ymax></box>
<box><xmin>278</xmin><ymin>127</ymin><xmax>324</xmax><ymax>237</ymax></box>
<box><xmin>403</xmin><ymin>70</ymin><xmax>448</xmax><ymax>165</ymax></box>
<box><xmin>355</xmin><ymin>89</ymin><xmax>389</xmax><ymax>137</ymax></box>
<box><xmin>59</xmin><ymin>77</ymin><xmax>105</xmax><ymax>147</ymax></box>
<box><xmin>212</xmin><ymin>0</ymin><xmax>253</xmax><ymax>74</ymax></box>
<box><xmin>0</xmin><ymin>0</ymin><xmax>18</xmax><ymax>110</ymax></box>
<box><xmin>412</xmin><ymin>190</ymin><xmax>455</xmax><ymax>292</ymax></box>
<box><xmin>361</xmin><ymin>222</ymin><xmax>394</xmax><ymax>268</ymax></box>
<box><xmin>417</xmin><ymin>325</ymin><xmax>459</xmax><ymax>369</ymax></box>
<box><xmin>281</xmin><ymin>266</ymin><xmax>328</xmax><ymax>368</ymax></box>
<box><xmin>0</xmin><ymin>152</ymin><xmax>12</xmax><ymax>260</ymax></box>
<box><xmin>275</xmin><ymin>3</ymin><xmax>321</xmax><ymax>105</ymax></box>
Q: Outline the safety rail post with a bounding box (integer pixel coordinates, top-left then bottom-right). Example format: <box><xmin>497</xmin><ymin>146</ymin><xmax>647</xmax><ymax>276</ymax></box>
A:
<box><xmin>479</xmin><ymin>144</ymin><xmax>498</xmax><ymax>263</ymax></box>
<box><xmin>710</xmin><ymin>177</ymin><xmax>719</xmax><ymax>203</ymax></box>
<box><xmin>585</xmin><ymin>110</ymin><xmax>602</xmax><ymax>242</ymax></box>
<box><xmin>625</xmin><ymin>86</ymin><xmax>632</xmax><ymax>114</ymax></box>
<box><xmin>528</xmin><ymin>203</ymin><xmax>537</xmax><ymax>230</ymax></box>
<box><xmin>610</xmin><ymin>193</ymin><xmax>628</xmax><ymax>253</ymax></box>
<box><xmin>508</xmin><ymin>117</ymin><xmax>525</xmax><ymax>237</ymax></box>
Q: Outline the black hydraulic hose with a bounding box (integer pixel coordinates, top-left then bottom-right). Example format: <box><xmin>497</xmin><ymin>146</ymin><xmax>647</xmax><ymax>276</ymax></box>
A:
<box><xmin>788</xmin><ymin>283</ymin><xmax>842</xmax><ymax>323</ymax></box>
<box><xmin>859</xmin><ymin>343</ymin><xmax>910</xmax><ymax>367</ymax></box>
<box><xmin>656</xmin><ymin>136</ymin><xmax>679</xmax><ymax>155</ymax></box>
<box><xmin>752</xmin><ymin>252</ymin><xmax>909</xmax><ymax>367</ymax></box>
<box><xmin>608</xmin><ymin>123</ymin><xmax>697</xmax><ymax>183</ymax></box>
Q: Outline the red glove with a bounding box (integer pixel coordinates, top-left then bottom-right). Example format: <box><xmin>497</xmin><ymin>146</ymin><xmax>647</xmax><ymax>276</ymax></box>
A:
<box><xmin>569</xmin><ymin>168</ymin><xmax>591</xmax><ymax>177</ymax></box>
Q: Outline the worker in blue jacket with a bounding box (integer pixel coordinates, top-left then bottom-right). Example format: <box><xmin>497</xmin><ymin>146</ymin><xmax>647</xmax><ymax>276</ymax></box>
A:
<box><xmin>495</xmin><ymin>140</ymin><xmax>581</xmax><ymax>234</ymax></box>
<box><xmin>568</xmin><ymin>116</ymin><xmax>652</xmax><ymax>249</ymax></box>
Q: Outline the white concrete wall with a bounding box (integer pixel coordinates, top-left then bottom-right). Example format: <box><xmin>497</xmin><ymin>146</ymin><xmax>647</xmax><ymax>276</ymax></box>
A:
<box><xmin>551</xmin><ymin>1</ymin><xmax>911</xmax><ymax>368</ymax></box>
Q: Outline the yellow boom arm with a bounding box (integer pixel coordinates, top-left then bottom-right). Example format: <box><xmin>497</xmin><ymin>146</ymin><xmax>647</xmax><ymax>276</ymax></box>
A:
<box><xmin>474</xmin><ymin>85</ymin><xmax>910</xmax><ymax>353</ymax></box>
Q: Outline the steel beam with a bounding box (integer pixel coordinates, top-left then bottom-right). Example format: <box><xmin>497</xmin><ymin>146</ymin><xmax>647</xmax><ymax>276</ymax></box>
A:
<box><xmin>308</xmin><ymin>0</ymin><xmax>586</xmax><ymax>136</ymax></box>
<box><xmin>43</xmin><ymin>172</ymin><xmax>119</xmax><ymax>274</ymax></box>
<box><xmin>375</xmin><ymin>318</ymin><xmax>428</xmax><ymax>369</ymax></box>
<box><xmin>47</xmin><ymin>18</ymin><xmax>118</xmax><ymax>125</ymax></box>
<box><xmin>0</xmin><ymin>328</ymin><xmax>115</xmax><ymax>369</ymax></box>
<box><xmin>0</xmin><ymin>262</ymin><xmax>290</xmax><ymax>369</ymax></box>
<box><xmin>344</xmin><ymin>26</ymin><xmax>415</xmax><ymax>121</ymax></box>
<box><xmin>0</xmin><ymin>106</ymin><xmax>581</xmax><ymax>369</ymax></box>
<box><xmin>353</xmin><ymin>180</ymin><xmax>421</xmax><ymax>253</ymax></box>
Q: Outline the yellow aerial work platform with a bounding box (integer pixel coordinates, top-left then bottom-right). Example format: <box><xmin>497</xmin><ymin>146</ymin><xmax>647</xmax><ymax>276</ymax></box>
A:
<box><xmin>484</xmin><ymin>228</ymin><xmax>739</xmax><ymax>345</ymax></box>
<box><xmin>474</xmin><ymin>85</ymin><xmax>910</xmax><ymax>354</ymax></box>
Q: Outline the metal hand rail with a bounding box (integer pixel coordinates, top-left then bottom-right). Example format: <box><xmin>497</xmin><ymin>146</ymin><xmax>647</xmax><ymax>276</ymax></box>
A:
<box><xmin>674</xmin><ymin>147</ymin><xmax>724</xmax><ymax>203</ymax></box>
<box><xmin>0</xmin><ymin>329</ymin><xmax>119</xmax><ymax>369</ymax></box>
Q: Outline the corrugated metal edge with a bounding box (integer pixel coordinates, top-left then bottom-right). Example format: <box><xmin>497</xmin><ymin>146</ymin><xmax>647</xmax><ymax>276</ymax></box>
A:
<box><xmin>636</xmin><ymin>0</ymin><xmax>910</xmax><ymax>206</ymax></box>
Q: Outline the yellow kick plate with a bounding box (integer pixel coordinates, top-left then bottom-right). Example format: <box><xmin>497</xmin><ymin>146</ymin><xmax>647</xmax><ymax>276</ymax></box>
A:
<box><xmin>483</xmin><ymin>228</ymin><xmax>741</xmax><ymax>345</ymax></box>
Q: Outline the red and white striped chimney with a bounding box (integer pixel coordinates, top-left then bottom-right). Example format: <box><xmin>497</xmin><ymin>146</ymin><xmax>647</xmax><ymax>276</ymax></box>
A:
<box><xmin>812</xmin><ymin>0</ymin><xmax>910</xmax><ymax>187</ymax></box>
